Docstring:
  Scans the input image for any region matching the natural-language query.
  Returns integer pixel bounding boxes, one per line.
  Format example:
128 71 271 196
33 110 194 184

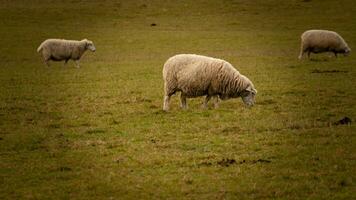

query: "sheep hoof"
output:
163 106 169 111
201 104 208 109
181 106 188 110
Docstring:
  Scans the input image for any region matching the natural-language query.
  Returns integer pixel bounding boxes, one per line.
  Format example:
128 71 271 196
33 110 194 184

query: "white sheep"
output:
37 39 96 67
162 54 257 111
298 30 351 59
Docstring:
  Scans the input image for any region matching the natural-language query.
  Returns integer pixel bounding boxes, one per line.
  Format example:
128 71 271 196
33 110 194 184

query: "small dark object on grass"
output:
311 69 348 73
151 23 157 26
199 161 213 167
338 178 352 187
0 137 3 140
333 117 352 125
258 99 277 105
217 158 236 167
59 166 72 172
252 159 271 164
239 159 246 164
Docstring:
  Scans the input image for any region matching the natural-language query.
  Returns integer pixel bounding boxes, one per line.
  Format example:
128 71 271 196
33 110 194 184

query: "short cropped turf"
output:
0 0 355 199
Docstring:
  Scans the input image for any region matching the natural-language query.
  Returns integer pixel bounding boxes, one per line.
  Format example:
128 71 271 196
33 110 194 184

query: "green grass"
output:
1 0 355 199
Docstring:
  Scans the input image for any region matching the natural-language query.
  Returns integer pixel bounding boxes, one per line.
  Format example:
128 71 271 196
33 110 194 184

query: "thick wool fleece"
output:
37 39 94 66
162 54 256 110
299 30 351 59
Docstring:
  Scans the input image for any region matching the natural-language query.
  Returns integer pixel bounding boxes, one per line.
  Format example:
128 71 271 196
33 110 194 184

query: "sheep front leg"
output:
334 52 338 58
75 60 80 68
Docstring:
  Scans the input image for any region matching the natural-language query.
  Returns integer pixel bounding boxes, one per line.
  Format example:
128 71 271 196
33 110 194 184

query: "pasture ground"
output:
0 0 355 199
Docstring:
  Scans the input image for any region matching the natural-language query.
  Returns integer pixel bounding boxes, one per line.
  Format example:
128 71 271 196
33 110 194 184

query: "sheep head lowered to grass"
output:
298 30 351 59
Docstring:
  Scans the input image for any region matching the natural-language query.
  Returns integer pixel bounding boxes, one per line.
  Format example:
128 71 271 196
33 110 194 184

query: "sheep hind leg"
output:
163 88 175 111
41 54 50 67
163 95 172 111
298 43 306 60
298 49 305 60
298 53 303 60
213 96 220 109
74 60 80 68
63 59 69 67
180 93 188 110
163 82 177 111
43 58 50 67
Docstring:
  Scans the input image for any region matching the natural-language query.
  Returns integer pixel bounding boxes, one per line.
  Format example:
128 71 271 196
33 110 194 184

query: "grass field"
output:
1 0 355 199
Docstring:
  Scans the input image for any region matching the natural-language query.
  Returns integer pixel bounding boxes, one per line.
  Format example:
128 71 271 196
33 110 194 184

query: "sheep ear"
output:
246 86 257 94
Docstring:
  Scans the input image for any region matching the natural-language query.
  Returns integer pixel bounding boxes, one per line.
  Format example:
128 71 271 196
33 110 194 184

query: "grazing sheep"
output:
37 39 96 67
162 54 257 111
298 30 351 59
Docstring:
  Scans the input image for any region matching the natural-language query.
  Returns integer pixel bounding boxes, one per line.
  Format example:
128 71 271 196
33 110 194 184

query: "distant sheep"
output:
37 39 96 67
162 54 257 111
298 30 351 59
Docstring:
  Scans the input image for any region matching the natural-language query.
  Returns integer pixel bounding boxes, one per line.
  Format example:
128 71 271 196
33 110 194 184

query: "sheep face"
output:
343 47 351 56
241 87 257 107
84 39 96 52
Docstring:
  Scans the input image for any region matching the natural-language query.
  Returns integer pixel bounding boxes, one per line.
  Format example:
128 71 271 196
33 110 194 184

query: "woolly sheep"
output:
162 54 257 111
298 30 351 59
37 39 96 67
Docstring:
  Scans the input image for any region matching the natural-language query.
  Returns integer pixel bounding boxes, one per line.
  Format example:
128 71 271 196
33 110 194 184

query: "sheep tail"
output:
37 43 43 53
